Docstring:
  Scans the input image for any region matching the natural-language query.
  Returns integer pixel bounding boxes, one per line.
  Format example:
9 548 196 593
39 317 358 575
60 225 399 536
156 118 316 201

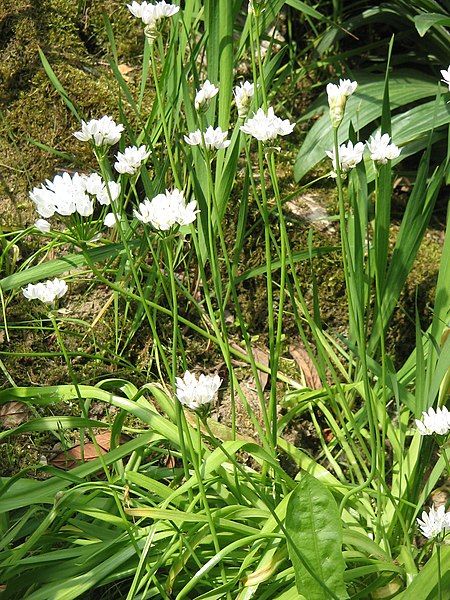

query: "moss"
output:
0 0 145 228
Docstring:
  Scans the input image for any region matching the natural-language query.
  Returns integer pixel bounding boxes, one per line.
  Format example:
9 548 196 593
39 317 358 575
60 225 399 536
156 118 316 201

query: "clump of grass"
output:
0 2 449 599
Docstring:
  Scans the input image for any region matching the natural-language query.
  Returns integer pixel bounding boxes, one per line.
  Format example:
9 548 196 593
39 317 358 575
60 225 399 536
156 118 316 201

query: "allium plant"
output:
1 3 449 600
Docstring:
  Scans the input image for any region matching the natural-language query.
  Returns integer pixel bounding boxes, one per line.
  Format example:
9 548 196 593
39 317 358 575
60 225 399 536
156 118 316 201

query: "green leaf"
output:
414 13 450 37
396 546 450 600
286 473 348 599
294 71 439 182
0 242 138 292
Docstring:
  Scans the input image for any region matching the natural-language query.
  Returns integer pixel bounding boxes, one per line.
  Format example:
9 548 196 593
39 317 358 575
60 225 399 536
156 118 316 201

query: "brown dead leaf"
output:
289 344 321 390
118 63 134 81
0 401 30 429
50 443 106 469
230 342 270 391
50 430 129 469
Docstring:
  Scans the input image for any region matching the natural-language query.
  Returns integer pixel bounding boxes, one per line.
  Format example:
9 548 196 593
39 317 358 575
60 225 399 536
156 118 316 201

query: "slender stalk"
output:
437 543 442 600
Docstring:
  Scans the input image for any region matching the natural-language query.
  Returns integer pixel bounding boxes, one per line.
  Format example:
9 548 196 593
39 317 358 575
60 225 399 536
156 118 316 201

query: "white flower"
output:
184 126 231 150
326 140 364 176
176 370 222 410
415 406 450 436
134 189 197 230
240 107 295 142
82 173 104 196
326 79 357 127
114 145 151 175
29 172 93 218
80 173 121 205
97 181 121 205
367 131 401 165
194 80 219 110
234 81 255 117
22 278 68 304
34 219 51 233
104 212 118 228
74 116 124 146
127 0 179 37
440 66 450 91
417 505 450 539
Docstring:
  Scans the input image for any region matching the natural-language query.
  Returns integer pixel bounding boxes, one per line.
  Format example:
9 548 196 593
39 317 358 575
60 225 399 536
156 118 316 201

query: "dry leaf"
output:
118 63 134 81
0 401 30 429
289 344 321 390
50 430 129 469
230 342 270 391
50 442 106 469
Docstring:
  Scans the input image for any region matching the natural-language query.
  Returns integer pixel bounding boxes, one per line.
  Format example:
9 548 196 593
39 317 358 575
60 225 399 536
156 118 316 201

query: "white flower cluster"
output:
74 116 124 147
326 133 401 176
326 141 365 176
234 81 255 117
441 66 450 91
184 126 230 150
417 505 450 539
115 145 151 175
240 107 295 142
176 370 222 411
127 1 179 38
30 172 121 219
22 278 68 304
366 132 401 164
326 79 358 127
194 80 219 110
415 406 450 436
134 189 197 231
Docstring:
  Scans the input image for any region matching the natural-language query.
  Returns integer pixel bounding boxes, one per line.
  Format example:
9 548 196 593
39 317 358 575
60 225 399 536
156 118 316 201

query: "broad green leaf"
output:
294 71 439 181
286 473 348 600
414 13 450 37
396 546 450 599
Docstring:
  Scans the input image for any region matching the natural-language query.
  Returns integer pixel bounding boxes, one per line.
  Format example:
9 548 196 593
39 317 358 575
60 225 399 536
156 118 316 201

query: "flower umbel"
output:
326 140 364 177
184 126 230 150
417 505 450 539
326 79 357 128
22 278 68 304
73 116 124 147
234 81 255 117
367 131 401 165
134 189 197 231
176 371 222 411
30 172 93 219
240 107 295 142
415 406 450 436
127 1 179 40
441 66 450 91
194 80 219 110
114 145 151 175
